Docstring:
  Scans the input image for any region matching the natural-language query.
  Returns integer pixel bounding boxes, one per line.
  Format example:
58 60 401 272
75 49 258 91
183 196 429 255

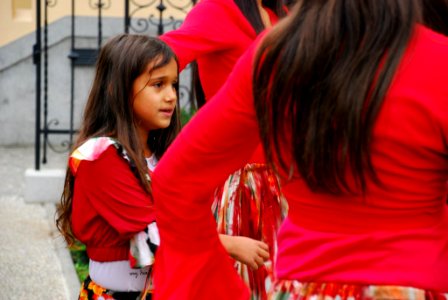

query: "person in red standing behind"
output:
152 0 448 299
159 1 288 298
161 0 285 102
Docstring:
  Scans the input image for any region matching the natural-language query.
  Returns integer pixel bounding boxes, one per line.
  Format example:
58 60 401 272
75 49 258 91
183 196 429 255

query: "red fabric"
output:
160 0 279 102
153 24 448 296
160 0 281 167
71 146 155 261
153 235 249 300
153 37 260 299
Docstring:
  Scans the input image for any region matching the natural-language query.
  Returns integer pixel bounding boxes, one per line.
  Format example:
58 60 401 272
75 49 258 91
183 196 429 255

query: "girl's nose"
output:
165 87 177 101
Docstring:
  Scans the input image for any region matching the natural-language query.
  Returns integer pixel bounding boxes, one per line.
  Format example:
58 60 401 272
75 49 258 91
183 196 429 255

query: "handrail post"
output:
33 0 42 170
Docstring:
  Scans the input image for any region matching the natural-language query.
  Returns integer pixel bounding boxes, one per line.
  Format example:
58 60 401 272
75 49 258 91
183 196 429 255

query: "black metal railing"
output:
33 0 196 170
125 0 197 35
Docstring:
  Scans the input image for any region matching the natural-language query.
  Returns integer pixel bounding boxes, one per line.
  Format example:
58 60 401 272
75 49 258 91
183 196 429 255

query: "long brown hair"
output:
56 34 180 245
421 0 448 35
254 0 441 194
234 0 286 34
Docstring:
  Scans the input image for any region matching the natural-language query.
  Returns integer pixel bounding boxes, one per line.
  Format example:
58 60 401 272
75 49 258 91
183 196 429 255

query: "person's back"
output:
255 1 448 292
276 26 448 289
253 0 448 295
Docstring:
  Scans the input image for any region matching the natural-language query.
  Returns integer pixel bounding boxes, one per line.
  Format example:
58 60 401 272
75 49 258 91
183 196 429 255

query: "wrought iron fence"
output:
33 0 196 170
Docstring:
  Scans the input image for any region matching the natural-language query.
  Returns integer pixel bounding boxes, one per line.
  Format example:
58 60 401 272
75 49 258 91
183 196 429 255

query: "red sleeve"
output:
76 146 155 238
152 38 262 299
160 0 254 71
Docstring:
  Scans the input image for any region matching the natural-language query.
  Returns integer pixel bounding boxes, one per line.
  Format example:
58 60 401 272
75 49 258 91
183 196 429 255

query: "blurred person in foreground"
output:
152 0 448 299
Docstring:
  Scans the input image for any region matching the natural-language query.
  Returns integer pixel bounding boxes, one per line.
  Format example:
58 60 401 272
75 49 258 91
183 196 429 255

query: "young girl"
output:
55 33 268 299
55 34 181 299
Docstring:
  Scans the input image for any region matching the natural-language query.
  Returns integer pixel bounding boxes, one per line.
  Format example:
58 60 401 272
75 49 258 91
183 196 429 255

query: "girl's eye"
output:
153 82 163 88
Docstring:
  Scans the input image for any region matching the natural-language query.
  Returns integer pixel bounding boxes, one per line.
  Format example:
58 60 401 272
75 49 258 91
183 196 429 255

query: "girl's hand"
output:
219 234 270 270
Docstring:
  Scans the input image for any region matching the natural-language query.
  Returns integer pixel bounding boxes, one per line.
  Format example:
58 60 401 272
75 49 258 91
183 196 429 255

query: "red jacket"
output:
71 146 155 261
160 0 280 102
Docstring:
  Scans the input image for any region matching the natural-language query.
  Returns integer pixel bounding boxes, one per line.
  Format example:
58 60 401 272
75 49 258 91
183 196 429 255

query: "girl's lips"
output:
159 108 174 116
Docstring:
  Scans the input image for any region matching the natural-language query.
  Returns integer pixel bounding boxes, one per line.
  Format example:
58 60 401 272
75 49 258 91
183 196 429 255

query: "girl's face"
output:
132 57 178 133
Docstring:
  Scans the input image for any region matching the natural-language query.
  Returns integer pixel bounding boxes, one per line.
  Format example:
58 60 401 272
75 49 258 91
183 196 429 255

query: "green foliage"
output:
69 240 89 282
180 106 197 126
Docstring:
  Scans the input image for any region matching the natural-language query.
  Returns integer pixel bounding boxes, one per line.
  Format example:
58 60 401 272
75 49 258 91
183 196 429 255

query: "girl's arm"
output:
219 234 269 270
75 146 155 237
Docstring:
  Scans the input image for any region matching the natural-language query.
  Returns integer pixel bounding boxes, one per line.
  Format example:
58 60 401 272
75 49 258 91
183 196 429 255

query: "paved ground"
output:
0 146 79 299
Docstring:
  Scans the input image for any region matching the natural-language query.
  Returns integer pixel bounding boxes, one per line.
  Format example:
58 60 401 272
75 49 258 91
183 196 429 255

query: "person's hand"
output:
219 234 269 270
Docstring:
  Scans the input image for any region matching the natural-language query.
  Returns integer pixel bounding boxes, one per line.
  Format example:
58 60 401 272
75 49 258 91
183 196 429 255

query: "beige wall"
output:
0 0 192 47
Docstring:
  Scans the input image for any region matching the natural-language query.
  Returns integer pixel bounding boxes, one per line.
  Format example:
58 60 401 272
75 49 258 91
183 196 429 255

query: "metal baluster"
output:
42 0 49 164
157 0 166 35
34 0 42 170
68 0 76 147
98 0 103 49
125 0 130 33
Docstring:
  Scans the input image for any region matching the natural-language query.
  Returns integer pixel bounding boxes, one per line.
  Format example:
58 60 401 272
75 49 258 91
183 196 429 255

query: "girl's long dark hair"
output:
193 0 286 110
56 34 181 245
234 0 286 34
254 0 441 194
283 0 297 9
421 0 448 35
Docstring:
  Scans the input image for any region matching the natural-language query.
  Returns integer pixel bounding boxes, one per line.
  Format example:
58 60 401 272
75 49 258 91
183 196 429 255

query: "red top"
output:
161 0 281 166
71 146 155 261
153 24 448 299
160 0 279 102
